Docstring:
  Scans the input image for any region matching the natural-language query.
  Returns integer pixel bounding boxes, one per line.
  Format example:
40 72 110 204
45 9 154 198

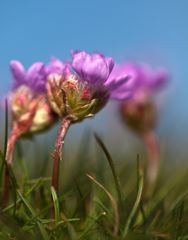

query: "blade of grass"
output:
0 211 35 240
3 98 8 159
60 212 78 240
86 173 119 236
3 163 19 214
50 186 60 223
122 161 144 239
3 177 44 212
78 212 107 239
94 133 124 215
17 190 49 240
142 200 164 229
0 150 4 182
174 200 185 240
94 198 111 215
41 218 80 225
16 141 28 179
140 201 147 225
24 191 71 226
0 99 8 190
170 191 188 212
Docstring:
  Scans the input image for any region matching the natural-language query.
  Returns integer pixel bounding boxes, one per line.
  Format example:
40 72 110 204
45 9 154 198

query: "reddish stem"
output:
51 118 71 218
142 131 160 186
52 118 71 193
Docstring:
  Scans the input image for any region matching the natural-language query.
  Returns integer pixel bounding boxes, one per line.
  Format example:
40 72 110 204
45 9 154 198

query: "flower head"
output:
9 61 57 135
47 51 127 122
117 62 169 133
10 60 47 93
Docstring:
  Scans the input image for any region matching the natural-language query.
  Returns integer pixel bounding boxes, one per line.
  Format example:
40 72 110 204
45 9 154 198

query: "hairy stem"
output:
51 118 71 219
52 118 71 194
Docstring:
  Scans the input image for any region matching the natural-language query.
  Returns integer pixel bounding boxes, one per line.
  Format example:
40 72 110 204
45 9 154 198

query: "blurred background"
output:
0 0 187 174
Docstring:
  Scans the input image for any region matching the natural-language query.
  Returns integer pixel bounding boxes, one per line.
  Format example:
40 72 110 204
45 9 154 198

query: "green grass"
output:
0 132 188 240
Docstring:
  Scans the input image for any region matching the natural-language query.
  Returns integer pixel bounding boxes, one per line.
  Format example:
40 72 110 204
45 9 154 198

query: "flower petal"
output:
10 60 26 89
105 57 114 75
151 69 169 90
46 58 65 75
106 63 139 100
72 51 113 85
27 62 46 92
110 90 132 100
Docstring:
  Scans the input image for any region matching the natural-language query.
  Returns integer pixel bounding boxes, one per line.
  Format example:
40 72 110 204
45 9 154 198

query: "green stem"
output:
2 127 20 208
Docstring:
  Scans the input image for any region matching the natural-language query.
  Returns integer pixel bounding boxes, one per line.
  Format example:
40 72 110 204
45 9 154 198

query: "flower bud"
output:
10 85 56 135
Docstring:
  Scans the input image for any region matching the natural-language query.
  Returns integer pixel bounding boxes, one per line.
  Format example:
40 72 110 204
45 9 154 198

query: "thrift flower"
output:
115 62 169 189
47 51 130 122
46 51 131 204
113 63 169 132
10 60 56 136
2 60 57 207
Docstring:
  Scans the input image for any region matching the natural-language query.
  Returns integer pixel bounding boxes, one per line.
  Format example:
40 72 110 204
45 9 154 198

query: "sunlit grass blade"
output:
122 162 144 238
40 218 80 225
51 186 60 223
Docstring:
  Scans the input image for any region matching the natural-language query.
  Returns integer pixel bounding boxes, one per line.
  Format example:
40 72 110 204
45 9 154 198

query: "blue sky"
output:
0 0 188 155
0 0 187 90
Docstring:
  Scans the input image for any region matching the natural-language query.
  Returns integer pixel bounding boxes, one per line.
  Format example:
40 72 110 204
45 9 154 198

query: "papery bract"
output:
47 73 109 122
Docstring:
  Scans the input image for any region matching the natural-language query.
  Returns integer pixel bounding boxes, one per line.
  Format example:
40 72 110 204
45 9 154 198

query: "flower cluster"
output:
7 52 169 165
3 50 169 207
9 52 133 130
9 53 169 133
